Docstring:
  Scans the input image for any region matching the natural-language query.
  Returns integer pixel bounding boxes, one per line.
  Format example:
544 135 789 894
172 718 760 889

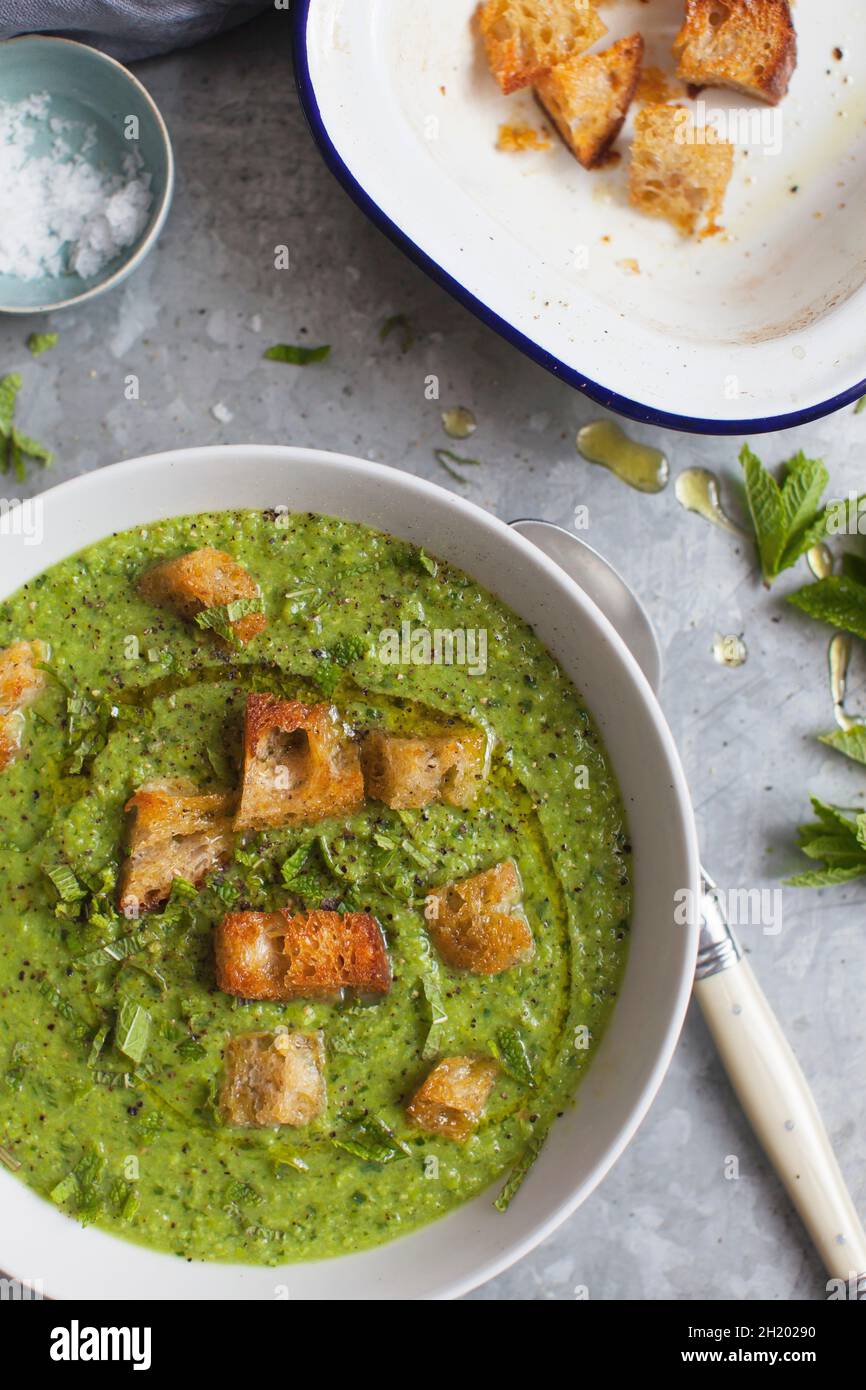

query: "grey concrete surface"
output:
2 12 864 1301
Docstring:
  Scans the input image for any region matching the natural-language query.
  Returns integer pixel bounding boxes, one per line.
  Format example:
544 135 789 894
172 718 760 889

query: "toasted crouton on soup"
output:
478 0 607 95
119 781 235 915
424 860 533 974
629 104 734 237
674 0 796 106
233 694 364 831
138 546 266 645
215 909 392 1000
535 33 644 169
220 1030 326 1128
361 729 488 810
0 639 48 770
407 1056 499 1141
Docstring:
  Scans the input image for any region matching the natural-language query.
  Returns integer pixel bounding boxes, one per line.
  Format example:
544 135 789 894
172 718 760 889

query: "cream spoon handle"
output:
695 949 866 1284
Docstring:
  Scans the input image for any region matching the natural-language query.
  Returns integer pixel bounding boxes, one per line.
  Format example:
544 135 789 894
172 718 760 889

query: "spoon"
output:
510 517 866 1290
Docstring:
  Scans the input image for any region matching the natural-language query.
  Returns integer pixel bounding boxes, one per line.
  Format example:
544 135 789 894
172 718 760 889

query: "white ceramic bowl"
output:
293 0 866 433
0 446 700 1300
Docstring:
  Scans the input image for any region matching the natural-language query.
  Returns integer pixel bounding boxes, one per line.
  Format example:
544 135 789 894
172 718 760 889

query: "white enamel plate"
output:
293 0 866 434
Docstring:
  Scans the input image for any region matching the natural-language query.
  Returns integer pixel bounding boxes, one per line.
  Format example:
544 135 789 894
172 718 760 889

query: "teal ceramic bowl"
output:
0 35 174 313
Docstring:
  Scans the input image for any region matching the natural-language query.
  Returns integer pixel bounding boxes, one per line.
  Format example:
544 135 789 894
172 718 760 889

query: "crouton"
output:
478 0 607 95
424 860 533 974
220 1030 326 1128
674 0 796 106
138 547 266 645
629 103 734 237
361 729 488 810
119 781 235 915
0 639 48 770
234 694 364 831
407 1056 499 1141
215 908 392 1000
535 33 643 169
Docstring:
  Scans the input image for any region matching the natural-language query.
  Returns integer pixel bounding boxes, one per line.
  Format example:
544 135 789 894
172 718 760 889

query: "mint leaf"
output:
740 444 786 582
27 331 58 357
855 397 866 414
494 1125 549 1212
0 373 21 435
115 1000 152 1066
787 797 866 886
739 446 850 583
434 448 482 486
194 596 264 645
787 576 866 641
819 726 866 766
0 375 52 478
419 958 448 1061
787 864 866 887
379 314 414 353
12 428 52 464
332 1116 409 1165
313 635 366 695
45 864 87 903
264 344 330 365
490 1028 536 1087
777 452 829 568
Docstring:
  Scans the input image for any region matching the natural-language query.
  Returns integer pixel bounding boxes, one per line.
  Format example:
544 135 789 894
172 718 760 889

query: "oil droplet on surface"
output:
442 406 477 440
829 633 856 731
675 468 746 535
807 543 834 580
713 633 748 668
576 420 669 494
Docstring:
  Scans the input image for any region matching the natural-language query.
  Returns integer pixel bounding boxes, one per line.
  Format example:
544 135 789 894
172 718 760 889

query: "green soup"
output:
0 509 630 1264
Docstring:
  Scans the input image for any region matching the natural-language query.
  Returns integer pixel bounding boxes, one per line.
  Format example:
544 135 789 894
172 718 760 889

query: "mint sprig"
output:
787 797 866 887
739 445 854 585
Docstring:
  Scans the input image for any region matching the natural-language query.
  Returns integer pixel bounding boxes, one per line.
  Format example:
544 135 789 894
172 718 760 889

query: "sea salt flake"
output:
0 92 153 282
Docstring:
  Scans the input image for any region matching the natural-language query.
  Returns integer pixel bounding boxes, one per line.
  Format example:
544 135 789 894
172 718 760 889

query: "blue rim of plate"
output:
291 0 866 437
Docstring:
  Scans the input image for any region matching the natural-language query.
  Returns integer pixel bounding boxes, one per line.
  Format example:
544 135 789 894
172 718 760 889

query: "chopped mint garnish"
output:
433 447 482 485
27 331 58 357
264 343 330 365
490 1027 536 1087
740 445 861 585
419 958 448 1061
194 596 264 645
115 999 152 1066
0 1144 21 1172
786 797 866 886
0 373 53 479
5 1040 31 1091
379 313 414 353
45 864 87 903
494 1126 549 1212
332 1116 410 1164
313 635 367 695
0 373 21 433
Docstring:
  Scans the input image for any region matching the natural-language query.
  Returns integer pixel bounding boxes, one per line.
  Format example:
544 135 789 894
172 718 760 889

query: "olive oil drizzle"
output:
576 420 669 494
674 468 746 536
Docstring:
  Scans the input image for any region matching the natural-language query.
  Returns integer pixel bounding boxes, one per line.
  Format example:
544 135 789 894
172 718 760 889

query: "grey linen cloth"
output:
0 0 271 61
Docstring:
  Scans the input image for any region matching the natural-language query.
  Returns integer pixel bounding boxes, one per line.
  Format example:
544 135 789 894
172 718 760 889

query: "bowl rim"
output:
0 34 175 315
0 444 700 1299
290 0 866 438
